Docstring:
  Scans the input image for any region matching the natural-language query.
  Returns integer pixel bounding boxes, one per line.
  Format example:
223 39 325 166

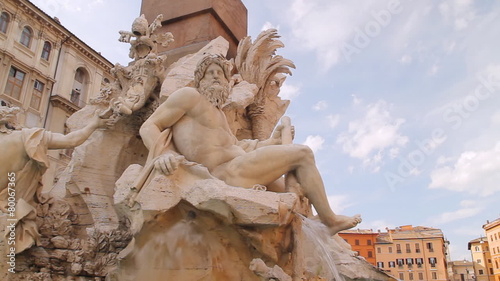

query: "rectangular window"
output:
399 272 405 280
377 262 384 268
416 258 424 267
397 259 404 267
406 243 411 253
432 272 437 280
477 259 482 264
0 12 9 33
429 257 437 267
397 244 402 254
30 80 44 110
415 243 420 253
355 239 360 246
406 258 414 265
409 272 414 280
418 273 423 280
5 67 25 100
41 41 51 60
479 269 484 275
427 242 434 252
389 246 393 253
377 247 381 254
367 240 372 245
389 261 396 268
368 251 373 258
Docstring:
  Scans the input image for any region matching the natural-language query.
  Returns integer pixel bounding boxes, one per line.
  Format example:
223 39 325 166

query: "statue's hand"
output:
269 124 294 145
270 124 285 145
89 112 115 129
154 153 180 175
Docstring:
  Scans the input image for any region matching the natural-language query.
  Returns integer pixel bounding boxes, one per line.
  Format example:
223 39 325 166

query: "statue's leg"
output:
212 144 361 234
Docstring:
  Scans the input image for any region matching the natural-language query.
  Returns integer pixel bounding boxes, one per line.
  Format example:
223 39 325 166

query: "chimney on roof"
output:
53 16 60 24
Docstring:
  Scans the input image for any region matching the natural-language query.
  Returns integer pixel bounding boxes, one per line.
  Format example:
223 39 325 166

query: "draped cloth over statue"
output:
0 128 50 253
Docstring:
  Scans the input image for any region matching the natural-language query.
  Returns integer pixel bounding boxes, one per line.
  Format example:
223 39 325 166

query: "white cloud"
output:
427 200 483 225
429 143 500 196
279 82 300 100
352 94 363 105
327 114 340 129
313 100 328 111
303 135 325 153
491 111 500 126
428 63 439 75
399 55 412 64
287 0 389 70
337 100 408 171
261 21 279 31
438 0 476 30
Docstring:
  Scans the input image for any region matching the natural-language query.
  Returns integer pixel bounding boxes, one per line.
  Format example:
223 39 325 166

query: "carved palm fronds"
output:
235 29 295 106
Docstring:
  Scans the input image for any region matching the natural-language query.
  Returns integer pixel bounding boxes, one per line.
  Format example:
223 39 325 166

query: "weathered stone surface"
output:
115 163 297 227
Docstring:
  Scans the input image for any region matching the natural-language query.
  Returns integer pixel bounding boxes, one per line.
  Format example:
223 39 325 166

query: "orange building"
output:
484 218 500 281
338 229 378 265
375 225 449 281
469 237 495 281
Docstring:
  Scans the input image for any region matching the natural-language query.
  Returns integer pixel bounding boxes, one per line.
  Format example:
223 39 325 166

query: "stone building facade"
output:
468 237 495 281
375 225 449 281
484 218 500 281
338 229 378 266
0 0 113 187
448 260 475 281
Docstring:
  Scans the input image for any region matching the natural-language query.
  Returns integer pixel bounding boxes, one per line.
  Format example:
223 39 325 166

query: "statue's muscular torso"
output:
165 87 246 171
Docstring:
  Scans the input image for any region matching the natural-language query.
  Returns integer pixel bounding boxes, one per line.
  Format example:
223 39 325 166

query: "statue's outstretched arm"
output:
47 114 109 149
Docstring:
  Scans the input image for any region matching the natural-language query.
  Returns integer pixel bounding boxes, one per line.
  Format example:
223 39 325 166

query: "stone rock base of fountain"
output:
108 163 397 281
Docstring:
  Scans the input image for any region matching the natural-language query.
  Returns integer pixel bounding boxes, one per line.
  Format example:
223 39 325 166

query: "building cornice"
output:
483 218 500 231
11 0 113 71
49 94 80 114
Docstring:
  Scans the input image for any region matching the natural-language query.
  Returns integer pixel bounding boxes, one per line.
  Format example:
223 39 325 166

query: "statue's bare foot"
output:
326 214 362 235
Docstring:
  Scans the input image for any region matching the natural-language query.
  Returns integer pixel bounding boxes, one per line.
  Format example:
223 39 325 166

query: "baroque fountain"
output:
0 13 396 281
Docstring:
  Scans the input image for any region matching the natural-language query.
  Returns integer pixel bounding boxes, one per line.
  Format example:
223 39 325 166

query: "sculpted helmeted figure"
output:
140 55 361 235
0 106 110 253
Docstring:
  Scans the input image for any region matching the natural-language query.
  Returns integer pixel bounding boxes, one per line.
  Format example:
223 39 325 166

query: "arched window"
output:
41 41 51 60
71 67 88 107
20 26 33 47
0 12 10 33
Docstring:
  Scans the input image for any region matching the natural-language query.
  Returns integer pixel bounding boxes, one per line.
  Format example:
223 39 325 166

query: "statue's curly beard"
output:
198 79 230 108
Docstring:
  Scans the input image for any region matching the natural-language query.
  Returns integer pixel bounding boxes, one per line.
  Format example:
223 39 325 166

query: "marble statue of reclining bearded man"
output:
0 106 111 253
139 54 361 235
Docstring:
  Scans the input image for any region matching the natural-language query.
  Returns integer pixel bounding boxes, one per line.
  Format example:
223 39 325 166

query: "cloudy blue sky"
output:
31 0 500 261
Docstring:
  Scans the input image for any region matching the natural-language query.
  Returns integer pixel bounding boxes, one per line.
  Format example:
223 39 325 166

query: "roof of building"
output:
18 0 113 68
467 237 488 250
339 229 378 234
483 217 500 230
374 225 445 244
448 260 474 267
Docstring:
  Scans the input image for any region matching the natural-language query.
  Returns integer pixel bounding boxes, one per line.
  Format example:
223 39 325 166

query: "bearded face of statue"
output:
198 63 230 108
